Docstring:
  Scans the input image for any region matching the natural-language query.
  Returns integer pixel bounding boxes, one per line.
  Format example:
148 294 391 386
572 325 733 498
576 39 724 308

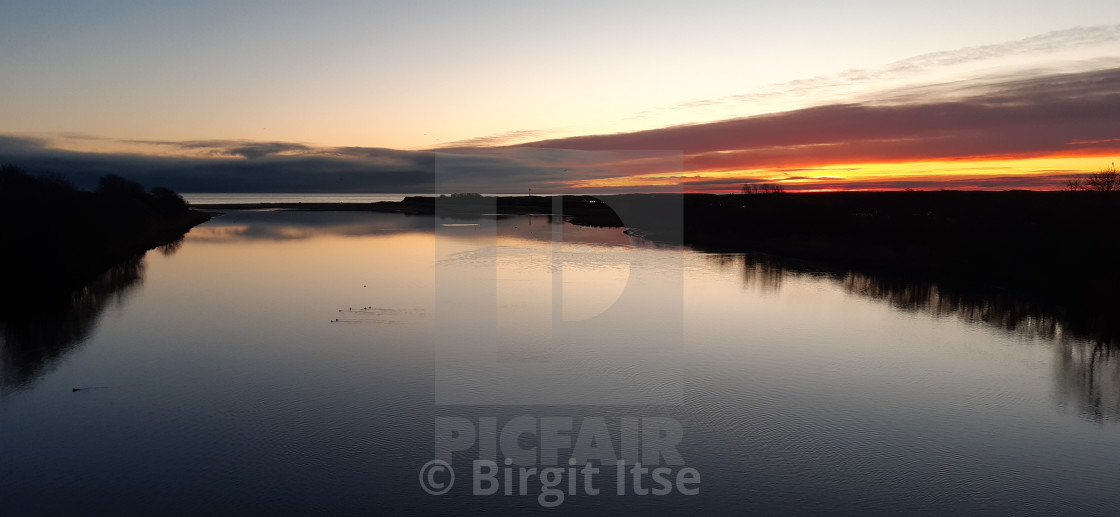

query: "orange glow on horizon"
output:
569 153 1119 192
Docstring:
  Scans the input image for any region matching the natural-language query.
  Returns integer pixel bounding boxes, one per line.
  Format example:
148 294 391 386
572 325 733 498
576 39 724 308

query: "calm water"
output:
2 210 1119 515
181 193 412 204
180 193 585 205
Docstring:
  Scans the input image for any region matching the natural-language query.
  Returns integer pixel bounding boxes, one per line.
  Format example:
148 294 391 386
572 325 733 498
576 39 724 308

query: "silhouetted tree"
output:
97 173 144 196
151 186 189 214
741 183 784 194
0 163 25 180
38 172 77 191
1 164 34 189
1 165 207 299
1067 163 1119 191
1 164 77 204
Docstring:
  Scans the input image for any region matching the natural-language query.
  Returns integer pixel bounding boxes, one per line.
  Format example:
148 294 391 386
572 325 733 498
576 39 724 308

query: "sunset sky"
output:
1 1 1119 192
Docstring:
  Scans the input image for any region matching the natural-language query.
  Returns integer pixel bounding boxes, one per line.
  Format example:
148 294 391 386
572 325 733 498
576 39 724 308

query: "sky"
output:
1 0 1119 192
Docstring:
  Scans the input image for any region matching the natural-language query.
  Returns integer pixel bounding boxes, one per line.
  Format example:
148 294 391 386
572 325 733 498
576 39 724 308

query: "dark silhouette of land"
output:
1 165 210 295
196 190 1120 343
677 190 1119 344
1 166 210 390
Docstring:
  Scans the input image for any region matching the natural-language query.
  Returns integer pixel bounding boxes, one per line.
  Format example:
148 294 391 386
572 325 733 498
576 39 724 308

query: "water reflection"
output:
0 255 146 393
839 273 1062 340
704 253 788 293
706 252 1120 422
7 210 1120 514
196 210 637 247
1055 339 1120 423
707 253 1115 343
190 210 436 241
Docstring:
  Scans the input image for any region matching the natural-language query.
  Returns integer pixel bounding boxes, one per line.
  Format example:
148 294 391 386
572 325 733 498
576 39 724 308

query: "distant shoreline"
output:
192 195 626 225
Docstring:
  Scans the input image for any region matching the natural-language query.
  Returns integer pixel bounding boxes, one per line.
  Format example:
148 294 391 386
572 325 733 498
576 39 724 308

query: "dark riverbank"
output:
1 167 211 301
676 191 1120 342
195 191 1120 342
1 167 210 391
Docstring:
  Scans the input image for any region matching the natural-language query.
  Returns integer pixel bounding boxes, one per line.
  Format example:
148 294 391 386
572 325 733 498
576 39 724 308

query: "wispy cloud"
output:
437 129 553 149
879 25 1120 72
629 25 1120 123
175 140 315 159
1068 138 1120 146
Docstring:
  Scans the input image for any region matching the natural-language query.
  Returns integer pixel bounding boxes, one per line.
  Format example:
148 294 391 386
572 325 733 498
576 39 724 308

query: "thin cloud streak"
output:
631 25 1120 123
438 129 554 148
